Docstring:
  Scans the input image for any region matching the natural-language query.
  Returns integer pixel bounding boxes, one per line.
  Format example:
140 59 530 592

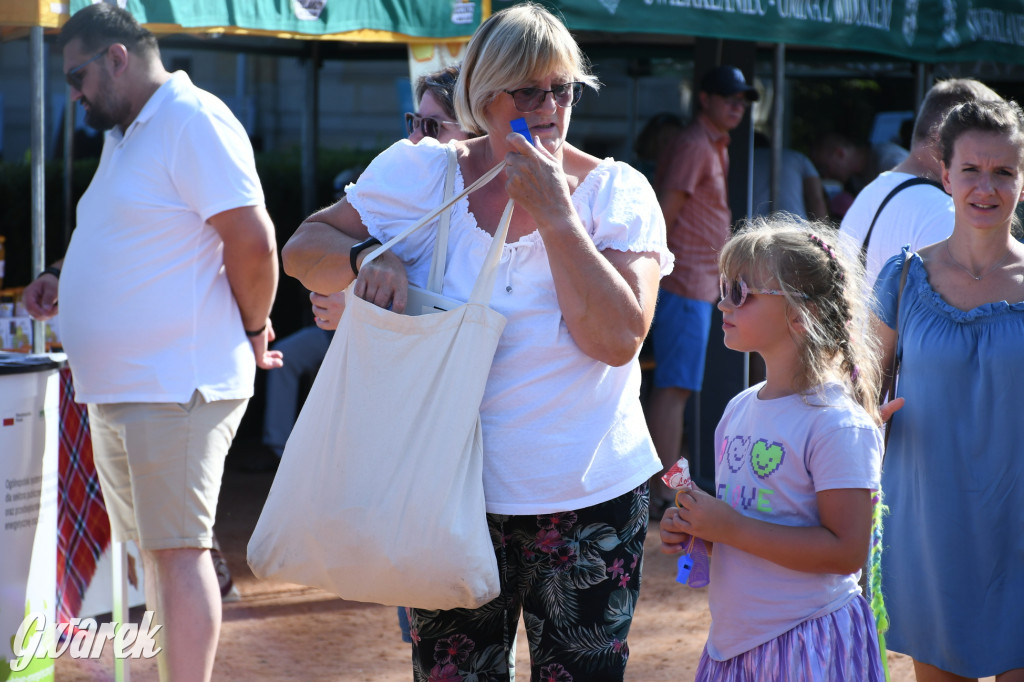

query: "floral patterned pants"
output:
408 483 650 682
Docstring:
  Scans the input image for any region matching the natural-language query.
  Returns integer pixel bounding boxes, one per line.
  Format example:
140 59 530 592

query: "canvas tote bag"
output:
248 159 511 611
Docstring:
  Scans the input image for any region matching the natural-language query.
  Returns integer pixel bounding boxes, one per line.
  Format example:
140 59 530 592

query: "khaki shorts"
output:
88 391 248 551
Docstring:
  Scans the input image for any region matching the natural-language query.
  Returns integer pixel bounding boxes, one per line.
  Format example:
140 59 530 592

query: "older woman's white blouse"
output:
347 138 674 514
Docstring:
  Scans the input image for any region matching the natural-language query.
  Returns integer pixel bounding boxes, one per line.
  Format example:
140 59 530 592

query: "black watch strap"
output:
350 237 382 276
40 266 62 280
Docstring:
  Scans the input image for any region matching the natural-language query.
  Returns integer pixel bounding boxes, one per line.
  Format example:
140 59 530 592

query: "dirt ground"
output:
54 446 939 681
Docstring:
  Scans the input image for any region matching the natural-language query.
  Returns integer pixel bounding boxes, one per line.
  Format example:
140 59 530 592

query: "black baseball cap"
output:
700 65 760 102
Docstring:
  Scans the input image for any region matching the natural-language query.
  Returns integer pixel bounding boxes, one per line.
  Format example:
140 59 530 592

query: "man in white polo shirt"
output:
840 77 1002 286
23 5 281 680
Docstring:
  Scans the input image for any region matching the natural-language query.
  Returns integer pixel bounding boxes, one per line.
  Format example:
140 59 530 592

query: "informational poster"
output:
406 41 470 109
1 364 60 681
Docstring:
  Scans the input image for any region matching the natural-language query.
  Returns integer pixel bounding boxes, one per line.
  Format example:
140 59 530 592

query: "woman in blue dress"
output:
874 98 1024 681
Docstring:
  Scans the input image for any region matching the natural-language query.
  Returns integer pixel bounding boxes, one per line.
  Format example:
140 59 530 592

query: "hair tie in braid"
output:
809 233 844 281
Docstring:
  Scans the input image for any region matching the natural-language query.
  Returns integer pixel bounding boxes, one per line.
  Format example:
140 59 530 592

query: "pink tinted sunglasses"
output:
719 275 807 307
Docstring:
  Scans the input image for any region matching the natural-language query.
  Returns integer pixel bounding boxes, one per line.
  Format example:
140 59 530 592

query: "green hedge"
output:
0 146 382 336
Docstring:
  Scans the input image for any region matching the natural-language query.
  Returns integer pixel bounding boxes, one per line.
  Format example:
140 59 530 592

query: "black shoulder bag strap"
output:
860 177 945 265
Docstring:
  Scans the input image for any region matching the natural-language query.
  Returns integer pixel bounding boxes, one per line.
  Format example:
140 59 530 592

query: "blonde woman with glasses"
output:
283 4 672 679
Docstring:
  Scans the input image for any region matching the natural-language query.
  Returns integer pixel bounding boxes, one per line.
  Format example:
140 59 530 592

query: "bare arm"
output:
663 486 873 574
281 198 410 312
504 136 663 366
281 199 368 294
23 258 65 321
544 235 661 367
310 290 345 330
207 205 282 369
658 188 689 231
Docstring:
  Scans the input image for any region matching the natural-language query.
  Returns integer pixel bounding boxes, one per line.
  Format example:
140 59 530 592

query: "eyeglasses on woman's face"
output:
404 112 457 139
503 82 583 113
66 47 109 90
719 275 807 308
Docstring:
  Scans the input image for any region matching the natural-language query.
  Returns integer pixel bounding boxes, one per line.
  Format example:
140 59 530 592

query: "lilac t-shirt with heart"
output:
706 382 882 661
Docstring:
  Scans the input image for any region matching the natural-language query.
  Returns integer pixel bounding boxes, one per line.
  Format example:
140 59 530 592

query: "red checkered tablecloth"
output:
55 367 111 624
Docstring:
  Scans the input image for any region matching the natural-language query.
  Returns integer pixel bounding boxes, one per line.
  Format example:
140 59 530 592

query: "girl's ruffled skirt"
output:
695 594 885 682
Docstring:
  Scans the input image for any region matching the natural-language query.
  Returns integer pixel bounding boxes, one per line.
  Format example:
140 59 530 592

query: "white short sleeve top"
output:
59 72 263 404
347 139 673 514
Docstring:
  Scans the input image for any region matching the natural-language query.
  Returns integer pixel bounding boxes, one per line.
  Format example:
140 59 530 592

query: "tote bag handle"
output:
361 158 512 307
426 146 459 294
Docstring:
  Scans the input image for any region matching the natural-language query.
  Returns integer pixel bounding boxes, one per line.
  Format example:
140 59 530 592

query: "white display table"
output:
0 352 62 680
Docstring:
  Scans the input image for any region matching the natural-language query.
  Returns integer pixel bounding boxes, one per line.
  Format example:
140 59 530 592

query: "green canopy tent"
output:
495 0 1024 65
68 0 484 43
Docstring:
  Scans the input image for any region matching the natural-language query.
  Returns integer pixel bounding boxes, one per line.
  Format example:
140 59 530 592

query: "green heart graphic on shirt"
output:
750 439 785 479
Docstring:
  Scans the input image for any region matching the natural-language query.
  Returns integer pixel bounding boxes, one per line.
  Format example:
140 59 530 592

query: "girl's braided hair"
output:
719 215 882 423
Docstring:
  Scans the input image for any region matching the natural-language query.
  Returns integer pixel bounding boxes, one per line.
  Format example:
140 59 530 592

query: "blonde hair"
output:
454 2 600 136
719 216 882 424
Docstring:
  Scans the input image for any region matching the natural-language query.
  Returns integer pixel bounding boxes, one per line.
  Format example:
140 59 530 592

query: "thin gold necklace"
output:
944 238 1013 281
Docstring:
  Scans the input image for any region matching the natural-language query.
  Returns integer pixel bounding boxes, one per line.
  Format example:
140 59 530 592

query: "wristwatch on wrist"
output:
349 237 382 276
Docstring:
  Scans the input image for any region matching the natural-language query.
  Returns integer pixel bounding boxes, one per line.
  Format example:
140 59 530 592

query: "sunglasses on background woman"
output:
404 112 459 139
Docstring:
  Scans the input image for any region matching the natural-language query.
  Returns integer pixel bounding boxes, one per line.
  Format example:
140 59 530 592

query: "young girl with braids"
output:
660 216 886 681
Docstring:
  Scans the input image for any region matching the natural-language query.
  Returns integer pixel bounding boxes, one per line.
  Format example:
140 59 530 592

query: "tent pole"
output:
629 75 639 166
770 43 785 215
914 62 929 113
236 53 247 124
30 27 46 354
64 87 75 248
742 52 764 393
301 43 320 217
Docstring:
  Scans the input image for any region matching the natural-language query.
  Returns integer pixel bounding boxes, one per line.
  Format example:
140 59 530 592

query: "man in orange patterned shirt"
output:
649 65 758 514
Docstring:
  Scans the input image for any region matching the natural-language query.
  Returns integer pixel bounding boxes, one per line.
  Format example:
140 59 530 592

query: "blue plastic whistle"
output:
510 117 533 144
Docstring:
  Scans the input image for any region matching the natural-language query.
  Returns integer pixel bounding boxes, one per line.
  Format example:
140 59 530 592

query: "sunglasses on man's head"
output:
404 112 457 139
503 82 584 113
719 275 807 308
66 48 108 90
